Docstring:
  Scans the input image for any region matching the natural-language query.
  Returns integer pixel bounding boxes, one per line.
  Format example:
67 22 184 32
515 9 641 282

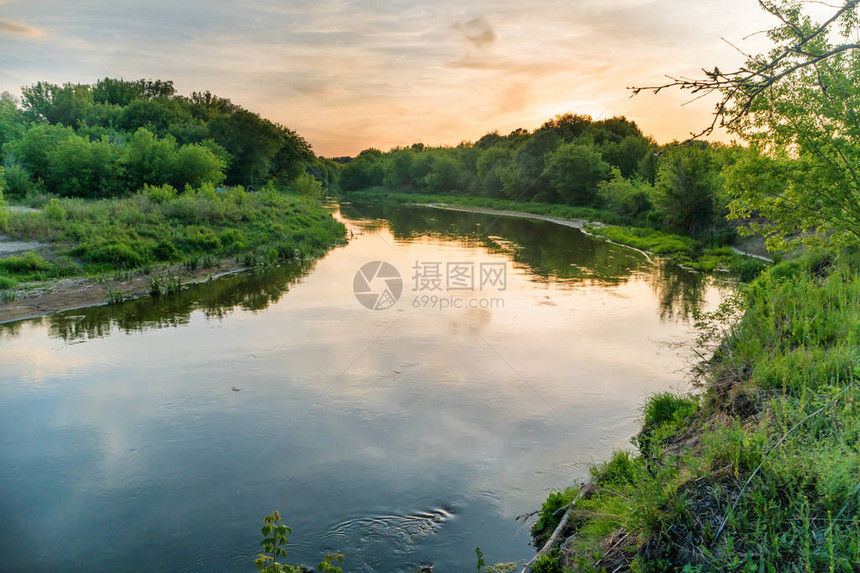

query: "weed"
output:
106 289 124 305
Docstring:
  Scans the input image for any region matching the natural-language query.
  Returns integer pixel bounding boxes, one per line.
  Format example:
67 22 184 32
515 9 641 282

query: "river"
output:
0 203 730 572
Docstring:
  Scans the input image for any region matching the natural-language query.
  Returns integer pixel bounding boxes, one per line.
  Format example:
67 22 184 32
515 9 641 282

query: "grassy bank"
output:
343 188 766 280
529 251 860 572
0 184 346 298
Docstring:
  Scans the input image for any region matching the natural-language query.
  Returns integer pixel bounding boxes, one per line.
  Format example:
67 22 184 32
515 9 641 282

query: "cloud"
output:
0 17 42 37
454 16 496 48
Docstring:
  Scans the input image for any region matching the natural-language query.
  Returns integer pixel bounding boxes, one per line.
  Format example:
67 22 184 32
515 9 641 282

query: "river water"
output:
0 204 729 572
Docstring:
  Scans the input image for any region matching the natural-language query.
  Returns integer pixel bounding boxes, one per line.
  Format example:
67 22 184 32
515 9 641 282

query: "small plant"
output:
106 289 124 305
531 552 563 573
255 511 343 573
531 490 575 547
474 547 485 572
148 277 162 297
164 274 182 295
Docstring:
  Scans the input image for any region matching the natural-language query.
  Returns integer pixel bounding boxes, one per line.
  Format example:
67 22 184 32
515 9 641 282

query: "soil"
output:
0 257 249 324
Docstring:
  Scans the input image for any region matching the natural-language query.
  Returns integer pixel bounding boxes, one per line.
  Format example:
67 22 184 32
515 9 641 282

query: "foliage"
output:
530 553 563 573
531 490 577 548
255 511 344 573
337 113 751 256
3 77 316 197
535 252 860 571
652 144 723 237
598 169 653 217
544 142 611 205
291 172 325 200
0 186 345 284
0 180 6 231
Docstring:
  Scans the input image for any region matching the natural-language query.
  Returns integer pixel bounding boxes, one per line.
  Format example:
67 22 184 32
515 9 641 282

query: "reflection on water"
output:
47 261 316 342
0 204 730 573
2 204 714 344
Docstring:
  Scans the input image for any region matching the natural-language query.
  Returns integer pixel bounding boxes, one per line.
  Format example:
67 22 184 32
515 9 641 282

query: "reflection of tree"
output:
648 262 708 322
343 204 650 286
45 261 316 341
0 319 28 339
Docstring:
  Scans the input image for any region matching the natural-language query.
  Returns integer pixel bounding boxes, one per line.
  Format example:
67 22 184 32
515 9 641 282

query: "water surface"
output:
0 204 728 572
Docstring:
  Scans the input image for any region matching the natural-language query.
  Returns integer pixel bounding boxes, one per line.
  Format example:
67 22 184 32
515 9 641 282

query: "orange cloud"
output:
0 17 42 37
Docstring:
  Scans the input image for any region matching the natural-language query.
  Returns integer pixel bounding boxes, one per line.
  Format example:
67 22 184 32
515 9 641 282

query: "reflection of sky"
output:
0 0 784 155
0 213 729 571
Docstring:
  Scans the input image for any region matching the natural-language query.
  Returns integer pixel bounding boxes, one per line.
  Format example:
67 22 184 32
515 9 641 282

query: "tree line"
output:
336 113 755 242
0 78 325 199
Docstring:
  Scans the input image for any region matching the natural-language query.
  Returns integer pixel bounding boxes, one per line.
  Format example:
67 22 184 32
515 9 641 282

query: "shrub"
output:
0 251 52 273
530 553 562 573
598 170 653 217
82 241 147 268
153 240 179 261
291 172 324 200
0 164 43 198
0 185 6 231
531 490 574 548
44 198 67 221
642 392 698 430
141 183 178 203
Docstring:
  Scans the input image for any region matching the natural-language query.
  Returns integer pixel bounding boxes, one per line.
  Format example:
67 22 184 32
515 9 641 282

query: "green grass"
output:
0 184 346 291
535 252 860 572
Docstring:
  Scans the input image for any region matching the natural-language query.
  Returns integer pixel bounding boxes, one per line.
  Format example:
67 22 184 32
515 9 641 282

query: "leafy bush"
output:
0 251 52 273
81 241 147 268
141 183 178 203
598 169 653 217
530 553 562 573
531 490 575 548
44 198 67 221
291 172 325 199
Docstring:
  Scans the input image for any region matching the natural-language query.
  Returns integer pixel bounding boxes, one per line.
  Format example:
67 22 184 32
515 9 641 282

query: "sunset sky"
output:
0 0 779 157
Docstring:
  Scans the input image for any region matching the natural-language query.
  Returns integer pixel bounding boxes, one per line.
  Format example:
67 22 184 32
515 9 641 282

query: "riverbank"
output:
0 256 254 324
343 189 770 280
526 251 860 572
0 186 347 323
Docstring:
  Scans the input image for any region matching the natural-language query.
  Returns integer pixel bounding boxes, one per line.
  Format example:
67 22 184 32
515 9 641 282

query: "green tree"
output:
635 0 860 248
0 92 25 163
598 169 653 217
170 143 226 188
512 130 560 201
339 150 385 191
45 135 125 198
544 142 611 205
207 110 283 185
0 171 7 230
291 172 325 199
423 154 464 192
3 124 77 180
123 128 178 188
21 81 93 125
651 144 722 237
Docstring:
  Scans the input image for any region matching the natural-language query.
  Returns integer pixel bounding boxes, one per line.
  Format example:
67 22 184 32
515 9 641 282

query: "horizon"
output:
1 0 780 156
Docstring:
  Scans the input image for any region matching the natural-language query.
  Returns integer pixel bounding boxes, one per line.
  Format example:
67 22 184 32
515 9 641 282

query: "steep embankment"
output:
526 252 860 572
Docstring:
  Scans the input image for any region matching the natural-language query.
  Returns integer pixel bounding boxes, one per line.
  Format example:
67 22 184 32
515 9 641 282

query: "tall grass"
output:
0 185 346 290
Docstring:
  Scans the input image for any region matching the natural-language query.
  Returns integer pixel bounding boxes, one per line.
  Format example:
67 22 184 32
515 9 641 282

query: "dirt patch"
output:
0 238 51 257
0 257 249 324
